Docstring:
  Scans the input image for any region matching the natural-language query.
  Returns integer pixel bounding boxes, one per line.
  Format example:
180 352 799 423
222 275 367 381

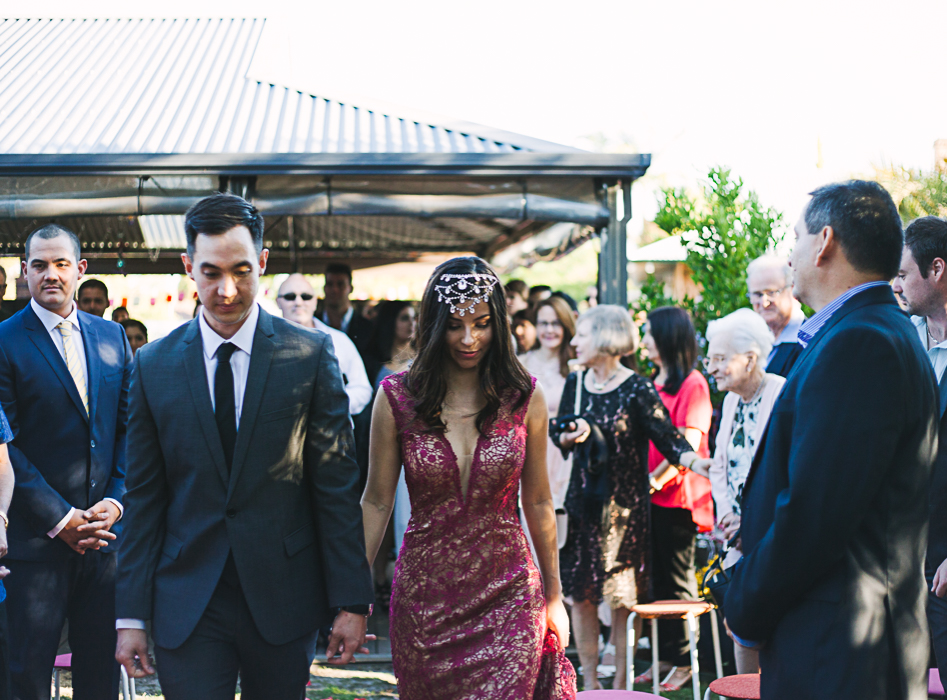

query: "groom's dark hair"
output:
184 193 264 258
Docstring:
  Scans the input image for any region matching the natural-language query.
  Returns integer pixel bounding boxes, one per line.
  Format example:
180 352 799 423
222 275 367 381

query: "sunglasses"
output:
278 293 313 301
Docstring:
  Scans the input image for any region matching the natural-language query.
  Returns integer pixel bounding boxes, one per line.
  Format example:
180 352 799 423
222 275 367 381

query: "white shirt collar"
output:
912 315 947 351
31 298 81 333
199 303 259 360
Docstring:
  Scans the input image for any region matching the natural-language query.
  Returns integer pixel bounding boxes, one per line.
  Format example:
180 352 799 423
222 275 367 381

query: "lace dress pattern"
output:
558 372 692 608
381 372 576 700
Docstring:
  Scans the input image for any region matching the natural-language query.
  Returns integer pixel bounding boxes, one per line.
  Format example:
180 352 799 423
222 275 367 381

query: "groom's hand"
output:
116 628 156 678
326 610 368 665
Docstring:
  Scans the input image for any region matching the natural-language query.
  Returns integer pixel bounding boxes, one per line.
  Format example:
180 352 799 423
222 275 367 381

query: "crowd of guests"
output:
0 181 947 699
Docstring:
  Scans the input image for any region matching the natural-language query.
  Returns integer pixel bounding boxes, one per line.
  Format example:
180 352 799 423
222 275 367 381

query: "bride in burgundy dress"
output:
361 256 576 699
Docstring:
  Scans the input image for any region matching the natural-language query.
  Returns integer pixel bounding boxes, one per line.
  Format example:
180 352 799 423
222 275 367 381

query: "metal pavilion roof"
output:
0 18 649 285
0 18 572 156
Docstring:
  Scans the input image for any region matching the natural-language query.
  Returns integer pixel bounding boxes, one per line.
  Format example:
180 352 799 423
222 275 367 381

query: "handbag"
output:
702 537 739 615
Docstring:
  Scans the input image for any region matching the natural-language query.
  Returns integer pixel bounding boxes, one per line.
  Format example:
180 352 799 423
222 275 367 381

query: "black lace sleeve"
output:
632 374 693 463
552 371 579 455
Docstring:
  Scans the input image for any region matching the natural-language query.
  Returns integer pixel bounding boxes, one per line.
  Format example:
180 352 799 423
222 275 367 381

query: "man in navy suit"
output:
725 181 938 700
0 224 132 700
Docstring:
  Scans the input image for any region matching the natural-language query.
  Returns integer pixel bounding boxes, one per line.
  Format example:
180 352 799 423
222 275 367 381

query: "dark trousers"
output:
155 556 317 700
5 551 119 700
651 505 698 666
0 600 11 700
928 573 947 685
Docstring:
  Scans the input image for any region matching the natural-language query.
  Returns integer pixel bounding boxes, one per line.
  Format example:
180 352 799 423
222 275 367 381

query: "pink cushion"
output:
931 668 945 697
53 653 72 669
708 674 761 700
576 691 662 698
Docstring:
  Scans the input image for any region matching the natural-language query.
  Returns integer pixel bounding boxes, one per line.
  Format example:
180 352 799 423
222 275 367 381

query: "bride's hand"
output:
546 597 571 649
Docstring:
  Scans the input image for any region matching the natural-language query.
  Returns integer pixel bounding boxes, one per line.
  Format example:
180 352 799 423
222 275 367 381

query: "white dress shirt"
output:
31 299 124 537
311 317 372 415
913 315 947 383
117 304 260 632
199 303 258 425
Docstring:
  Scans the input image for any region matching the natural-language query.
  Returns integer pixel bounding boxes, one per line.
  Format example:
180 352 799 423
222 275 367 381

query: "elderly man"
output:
891 216 947 689
745 255 805 377
276 274 371 416
725 181 937 700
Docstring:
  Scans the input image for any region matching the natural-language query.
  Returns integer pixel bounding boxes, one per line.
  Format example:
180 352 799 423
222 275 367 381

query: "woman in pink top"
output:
640 306 713 692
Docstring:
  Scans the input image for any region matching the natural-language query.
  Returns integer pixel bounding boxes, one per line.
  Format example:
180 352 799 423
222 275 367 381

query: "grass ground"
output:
55 658 716 699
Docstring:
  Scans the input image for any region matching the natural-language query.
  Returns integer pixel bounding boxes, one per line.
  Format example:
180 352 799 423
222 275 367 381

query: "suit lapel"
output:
227 311 276 500
80 314 100 424
23 306 89 423
182 320 230 487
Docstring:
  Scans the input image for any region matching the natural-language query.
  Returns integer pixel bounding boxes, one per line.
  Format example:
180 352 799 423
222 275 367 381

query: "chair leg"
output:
54 669 60 700
626 611 637 690
687 612 700 700
121 664 131 700
131 675 137 700
651 617 661 697
709 608 724 679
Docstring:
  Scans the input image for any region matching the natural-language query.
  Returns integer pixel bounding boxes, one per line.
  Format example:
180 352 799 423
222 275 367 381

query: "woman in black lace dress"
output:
553 305 698 691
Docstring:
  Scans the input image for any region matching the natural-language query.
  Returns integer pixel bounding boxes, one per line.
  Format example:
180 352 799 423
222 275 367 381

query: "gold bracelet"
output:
0 511 8 530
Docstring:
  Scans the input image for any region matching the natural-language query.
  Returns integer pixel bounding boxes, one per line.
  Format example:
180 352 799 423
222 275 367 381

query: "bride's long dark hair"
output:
406 256 532 433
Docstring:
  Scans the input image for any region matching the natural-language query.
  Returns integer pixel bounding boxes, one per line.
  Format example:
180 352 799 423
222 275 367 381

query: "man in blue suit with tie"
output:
0 224 132 700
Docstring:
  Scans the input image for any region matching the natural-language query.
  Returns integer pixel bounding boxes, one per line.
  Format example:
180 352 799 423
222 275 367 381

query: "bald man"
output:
275 275 371 415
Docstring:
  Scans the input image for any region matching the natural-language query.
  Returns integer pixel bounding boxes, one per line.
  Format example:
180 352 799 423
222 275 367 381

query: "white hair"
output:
746 254 792 288
706 308 775 360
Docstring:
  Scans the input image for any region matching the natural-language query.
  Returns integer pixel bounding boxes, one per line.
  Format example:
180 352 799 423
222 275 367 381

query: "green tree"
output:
633 167 784 335
873 165 947 220
631 168 784 387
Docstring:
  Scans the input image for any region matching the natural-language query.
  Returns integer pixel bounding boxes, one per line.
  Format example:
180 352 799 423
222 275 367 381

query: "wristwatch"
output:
340 603 373 617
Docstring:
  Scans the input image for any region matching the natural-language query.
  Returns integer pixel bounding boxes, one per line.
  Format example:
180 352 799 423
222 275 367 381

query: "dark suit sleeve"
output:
0 338 72 533
105 330 133 506
726 327 913 642
305 337 374 608
115 350 169 620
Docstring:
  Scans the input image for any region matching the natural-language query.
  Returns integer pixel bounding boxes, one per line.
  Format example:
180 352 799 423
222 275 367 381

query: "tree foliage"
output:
632 168 784 339
873 165 947 221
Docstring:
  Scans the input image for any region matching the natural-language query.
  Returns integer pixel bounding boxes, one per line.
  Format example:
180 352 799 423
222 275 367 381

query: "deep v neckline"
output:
441 427 485 505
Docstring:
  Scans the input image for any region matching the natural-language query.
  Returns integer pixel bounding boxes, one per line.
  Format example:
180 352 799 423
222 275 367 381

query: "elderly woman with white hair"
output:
553 305 700 691
691 307 787 674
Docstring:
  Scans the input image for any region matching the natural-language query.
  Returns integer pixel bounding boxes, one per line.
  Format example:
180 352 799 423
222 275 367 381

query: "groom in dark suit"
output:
115 194 374 700
0 224 132 700
725 181 938 700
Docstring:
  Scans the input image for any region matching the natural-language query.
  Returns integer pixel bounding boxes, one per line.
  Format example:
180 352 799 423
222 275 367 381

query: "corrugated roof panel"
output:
0 18 577 155
139 215 187 249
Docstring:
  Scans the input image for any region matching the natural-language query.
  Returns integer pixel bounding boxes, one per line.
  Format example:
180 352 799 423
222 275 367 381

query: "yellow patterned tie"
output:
57 321 89 415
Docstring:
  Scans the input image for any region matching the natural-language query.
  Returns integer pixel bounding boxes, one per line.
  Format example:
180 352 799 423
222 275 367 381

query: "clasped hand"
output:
58 501 120 554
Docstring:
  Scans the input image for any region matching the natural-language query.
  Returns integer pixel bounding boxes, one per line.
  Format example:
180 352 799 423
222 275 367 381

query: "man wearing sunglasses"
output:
745 255 805 377
276 274 371 416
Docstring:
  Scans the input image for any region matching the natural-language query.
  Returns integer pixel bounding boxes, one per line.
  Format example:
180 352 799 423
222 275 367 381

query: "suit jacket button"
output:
226 508 236 518
90 439 96 448
90 479 96 488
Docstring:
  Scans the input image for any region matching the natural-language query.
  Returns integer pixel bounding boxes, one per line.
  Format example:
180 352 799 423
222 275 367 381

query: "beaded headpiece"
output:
434 273 500 316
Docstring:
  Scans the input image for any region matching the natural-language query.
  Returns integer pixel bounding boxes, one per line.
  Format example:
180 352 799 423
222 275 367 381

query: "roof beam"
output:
0 153 651 180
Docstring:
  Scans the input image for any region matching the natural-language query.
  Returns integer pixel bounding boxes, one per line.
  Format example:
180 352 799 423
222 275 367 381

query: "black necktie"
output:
215 343 238 472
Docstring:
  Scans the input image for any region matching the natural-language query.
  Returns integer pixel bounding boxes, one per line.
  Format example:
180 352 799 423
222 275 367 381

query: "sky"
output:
21 0 947 237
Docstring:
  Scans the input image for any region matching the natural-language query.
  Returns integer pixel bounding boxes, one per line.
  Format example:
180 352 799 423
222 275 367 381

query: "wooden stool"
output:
705 673 760 699
627 600 724 700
